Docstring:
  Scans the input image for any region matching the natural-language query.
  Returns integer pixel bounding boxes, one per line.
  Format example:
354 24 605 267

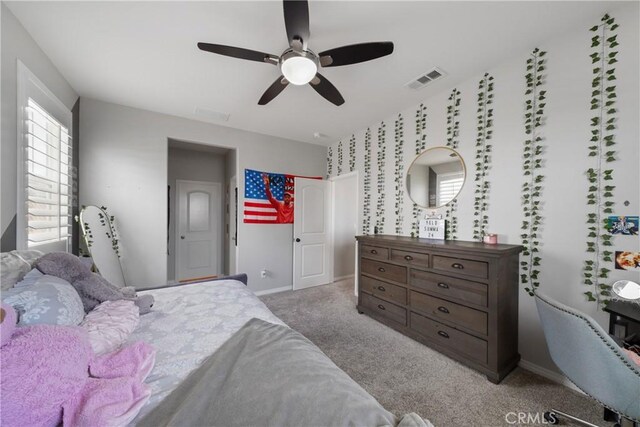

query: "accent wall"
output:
326 3 639 376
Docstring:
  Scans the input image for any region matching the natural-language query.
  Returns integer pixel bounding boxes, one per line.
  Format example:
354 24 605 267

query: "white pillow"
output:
80 300 140 355
1 275 84 326
0 250 44 291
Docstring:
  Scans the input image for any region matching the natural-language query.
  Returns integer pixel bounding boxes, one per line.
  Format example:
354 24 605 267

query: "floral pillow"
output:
1 275 84 326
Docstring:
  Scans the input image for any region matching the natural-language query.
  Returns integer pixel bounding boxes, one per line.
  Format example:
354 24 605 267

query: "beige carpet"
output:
260 278 610 427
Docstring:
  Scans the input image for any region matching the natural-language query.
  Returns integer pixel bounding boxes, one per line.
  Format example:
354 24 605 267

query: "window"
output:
17 61 72 252
437 172 464 207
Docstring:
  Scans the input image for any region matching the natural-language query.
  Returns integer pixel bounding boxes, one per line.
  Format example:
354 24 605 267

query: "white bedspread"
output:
128 280 285 422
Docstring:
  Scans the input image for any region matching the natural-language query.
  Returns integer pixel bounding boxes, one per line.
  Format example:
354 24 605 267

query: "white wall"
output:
167 145 227 281
327 3 639 375
332 173 358 279
79 98 326 292
1 3 78 249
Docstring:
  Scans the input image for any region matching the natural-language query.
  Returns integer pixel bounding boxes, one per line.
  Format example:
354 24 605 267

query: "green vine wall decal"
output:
521 48 547 296
445 89 462 240
583 13 619 305
99 206 121 258
337 141 343 176
349 134 356 172
412 104 427 236
363 128 372 234
394 114 405 234
327 146 333 178
472 73 494 241
375 122 387 232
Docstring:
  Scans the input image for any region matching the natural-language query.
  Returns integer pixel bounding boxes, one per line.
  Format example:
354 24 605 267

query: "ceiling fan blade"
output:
283 0 310 49
319 42 394 67
258 76 289 105
309 73 344 106
198 43 278 65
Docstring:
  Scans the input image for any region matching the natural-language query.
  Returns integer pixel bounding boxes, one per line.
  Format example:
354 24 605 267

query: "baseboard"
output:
254 285 293 296
333 274 355 282
518 360 584 395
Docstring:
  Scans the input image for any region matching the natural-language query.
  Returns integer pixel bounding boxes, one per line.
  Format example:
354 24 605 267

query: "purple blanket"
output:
0 308 155 427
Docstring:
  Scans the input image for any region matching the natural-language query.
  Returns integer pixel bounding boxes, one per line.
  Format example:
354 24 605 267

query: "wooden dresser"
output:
356 235 523 383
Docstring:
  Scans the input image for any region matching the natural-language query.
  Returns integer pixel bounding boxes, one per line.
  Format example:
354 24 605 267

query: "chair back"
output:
535 292 640 421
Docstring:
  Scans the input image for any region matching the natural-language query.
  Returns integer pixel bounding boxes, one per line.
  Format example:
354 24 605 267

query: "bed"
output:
129 278 285 420
0 249 430 426
130 278 432 426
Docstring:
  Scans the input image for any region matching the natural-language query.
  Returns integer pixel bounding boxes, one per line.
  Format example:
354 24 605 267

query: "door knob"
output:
180 236 185 240
295 238 301 242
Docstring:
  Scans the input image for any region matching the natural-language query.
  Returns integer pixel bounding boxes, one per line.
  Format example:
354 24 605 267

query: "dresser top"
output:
356 234 523 255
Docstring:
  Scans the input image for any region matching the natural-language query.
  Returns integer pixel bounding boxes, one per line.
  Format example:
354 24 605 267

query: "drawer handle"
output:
437 330 450 339
371 249 378 254
404 255 414 261
437 306 450 314
377 304 386 310
451 263 464 269
378 267 386 273
437 282 450 289
377 285 386 292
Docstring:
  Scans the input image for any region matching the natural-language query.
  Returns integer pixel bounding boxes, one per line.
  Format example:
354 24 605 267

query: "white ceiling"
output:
7 1 623 146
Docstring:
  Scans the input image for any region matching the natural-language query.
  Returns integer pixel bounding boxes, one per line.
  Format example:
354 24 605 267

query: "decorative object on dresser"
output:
356 235 523 383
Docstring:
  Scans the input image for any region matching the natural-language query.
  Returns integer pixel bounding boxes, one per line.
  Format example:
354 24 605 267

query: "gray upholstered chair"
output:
535 292 640 427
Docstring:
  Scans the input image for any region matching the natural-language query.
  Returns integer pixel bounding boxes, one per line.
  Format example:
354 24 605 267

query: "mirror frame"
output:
405 146 467 209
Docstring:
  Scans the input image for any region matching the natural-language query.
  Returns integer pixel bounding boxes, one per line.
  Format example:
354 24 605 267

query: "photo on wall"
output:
607 216 639 235
614 251 640 271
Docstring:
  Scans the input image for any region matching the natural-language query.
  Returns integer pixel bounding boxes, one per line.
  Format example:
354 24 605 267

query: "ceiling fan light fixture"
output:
281 56 317 85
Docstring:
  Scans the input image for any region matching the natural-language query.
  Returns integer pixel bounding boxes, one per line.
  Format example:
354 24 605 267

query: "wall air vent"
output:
194 107 230 122
405 67 446 90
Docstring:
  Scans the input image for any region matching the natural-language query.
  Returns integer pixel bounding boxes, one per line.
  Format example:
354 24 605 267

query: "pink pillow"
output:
624 349 640 367
80 300 139 355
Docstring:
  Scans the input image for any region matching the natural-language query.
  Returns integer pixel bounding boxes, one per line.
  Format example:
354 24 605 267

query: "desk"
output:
605 300 640 339
603 300 640 423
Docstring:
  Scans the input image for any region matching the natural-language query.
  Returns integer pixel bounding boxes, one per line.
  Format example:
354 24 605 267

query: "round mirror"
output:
406 146 466 209
612 280 640 301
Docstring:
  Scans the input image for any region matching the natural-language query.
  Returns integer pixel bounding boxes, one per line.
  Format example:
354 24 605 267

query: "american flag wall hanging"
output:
243 169 321 224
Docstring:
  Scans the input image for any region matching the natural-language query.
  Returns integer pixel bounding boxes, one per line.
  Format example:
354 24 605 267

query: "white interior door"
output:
293 177 332 290
176 180 221 281
331 172 358 281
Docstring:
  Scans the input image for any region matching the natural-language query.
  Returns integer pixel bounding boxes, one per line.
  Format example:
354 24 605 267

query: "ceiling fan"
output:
197 0 394 106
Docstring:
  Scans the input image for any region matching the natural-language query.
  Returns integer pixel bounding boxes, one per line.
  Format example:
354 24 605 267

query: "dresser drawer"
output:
360 275 407 305
410 312 488 365
361 293 407 326
361 258 407 284
390 249 429 267
410 291 488 335
432 255 488 279
361 245 389 260
410 270 488 307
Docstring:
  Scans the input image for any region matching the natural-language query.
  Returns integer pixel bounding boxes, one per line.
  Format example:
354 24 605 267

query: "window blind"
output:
24 98 72 247
437 173 464 206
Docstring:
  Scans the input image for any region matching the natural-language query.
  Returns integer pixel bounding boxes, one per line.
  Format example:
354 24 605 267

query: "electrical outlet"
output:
260 269 267 279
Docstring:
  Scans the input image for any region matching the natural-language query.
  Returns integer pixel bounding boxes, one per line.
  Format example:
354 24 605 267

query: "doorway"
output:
331 171 359 281
176 180 221 281
166 140 236 283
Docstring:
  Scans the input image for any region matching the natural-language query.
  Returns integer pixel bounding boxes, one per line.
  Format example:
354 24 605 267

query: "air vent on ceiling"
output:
405 67 446 90
194 107 230 122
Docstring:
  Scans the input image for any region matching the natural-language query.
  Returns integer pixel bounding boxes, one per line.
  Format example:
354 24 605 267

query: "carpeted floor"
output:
260 278 609 427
